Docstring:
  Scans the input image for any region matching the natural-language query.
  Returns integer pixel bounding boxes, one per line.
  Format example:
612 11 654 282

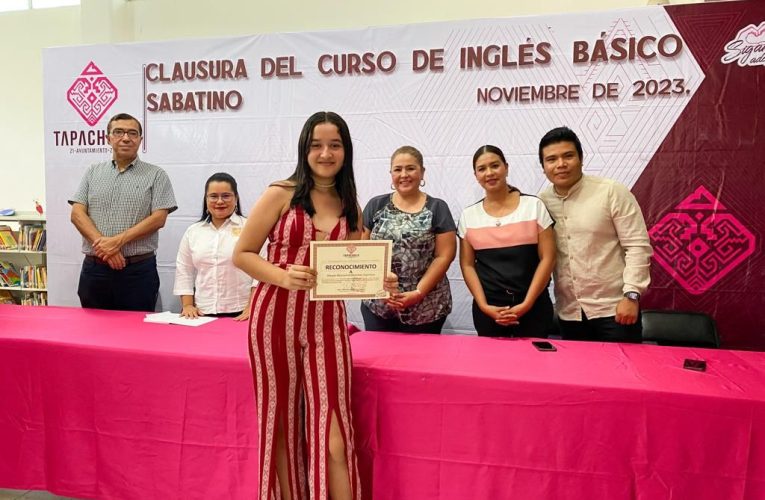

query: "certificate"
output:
309 240 392 301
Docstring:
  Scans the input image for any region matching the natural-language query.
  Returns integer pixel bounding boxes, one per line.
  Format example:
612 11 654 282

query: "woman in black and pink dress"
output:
458 145 556 337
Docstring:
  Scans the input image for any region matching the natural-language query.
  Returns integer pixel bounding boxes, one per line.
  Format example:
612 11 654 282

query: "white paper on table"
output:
143 311 218 327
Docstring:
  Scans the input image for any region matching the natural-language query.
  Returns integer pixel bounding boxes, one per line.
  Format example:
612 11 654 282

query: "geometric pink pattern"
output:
649 186 756 295
66 61 118 126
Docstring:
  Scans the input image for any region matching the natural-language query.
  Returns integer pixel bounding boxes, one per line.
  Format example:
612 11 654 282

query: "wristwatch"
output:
624 291 640 302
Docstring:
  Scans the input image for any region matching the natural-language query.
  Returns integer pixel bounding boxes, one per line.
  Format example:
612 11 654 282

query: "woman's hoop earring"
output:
391 184 396 190
420 180 426 187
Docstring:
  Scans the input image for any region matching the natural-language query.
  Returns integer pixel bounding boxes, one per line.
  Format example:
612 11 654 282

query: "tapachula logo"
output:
66 62 119 126
721 22 765 67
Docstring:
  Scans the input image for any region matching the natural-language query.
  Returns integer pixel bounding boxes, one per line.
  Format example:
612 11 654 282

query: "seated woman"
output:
173 172 253 320
458 145 556 337
361 145 457 334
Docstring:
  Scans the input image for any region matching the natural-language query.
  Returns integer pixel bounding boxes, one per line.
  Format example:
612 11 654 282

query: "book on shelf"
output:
20 291 47 306
20 265 47 288
0 225 18 249
38 230 46 251
0 260 21 287
19 224 46 251
0 290 15 304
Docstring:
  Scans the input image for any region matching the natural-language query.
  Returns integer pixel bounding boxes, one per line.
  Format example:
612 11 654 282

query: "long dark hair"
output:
289 111 359 232
200 172 243 222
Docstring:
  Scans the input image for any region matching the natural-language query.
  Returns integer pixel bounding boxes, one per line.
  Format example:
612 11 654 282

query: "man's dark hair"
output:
538 126 583 164
107 113 143 136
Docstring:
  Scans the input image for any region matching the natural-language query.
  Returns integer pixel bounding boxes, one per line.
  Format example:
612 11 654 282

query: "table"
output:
351 332 765 500
0 305 258 499
2 305 765 499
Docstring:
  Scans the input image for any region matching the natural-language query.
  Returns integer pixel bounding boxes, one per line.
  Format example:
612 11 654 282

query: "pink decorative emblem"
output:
721 22 765 67
346 245 357 254
66 62 118 126
649 186 756 295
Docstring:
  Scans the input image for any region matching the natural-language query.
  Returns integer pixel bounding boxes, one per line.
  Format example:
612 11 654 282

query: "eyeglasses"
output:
110 129 141 139
206 193 235 202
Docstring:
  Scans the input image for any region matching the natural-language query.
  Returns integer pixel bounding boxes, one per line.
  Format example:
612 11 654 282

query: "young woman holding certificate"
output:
233 112 395 500
361 146 457 334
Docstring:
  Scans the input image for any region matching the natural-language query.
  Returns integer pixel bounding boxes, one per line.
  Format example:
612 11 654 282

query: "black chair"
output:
641 310 720 348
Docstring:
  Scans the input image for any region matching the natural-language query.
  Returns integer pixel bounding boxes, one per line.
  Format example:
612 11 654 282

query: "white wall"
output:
0 6 80 212
1 0 704 212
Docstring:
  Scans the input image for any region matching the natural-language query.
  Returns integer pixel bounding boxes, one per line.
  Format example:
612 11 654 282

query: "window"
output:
0 0 79 12
0 0 30 12
32 0 80 7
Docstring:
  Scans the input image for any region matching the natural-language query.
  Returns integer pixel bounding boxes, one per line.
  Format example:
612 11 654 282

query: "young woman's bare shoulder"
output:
269 179 297 189
260 182 294 201
254 183 295 218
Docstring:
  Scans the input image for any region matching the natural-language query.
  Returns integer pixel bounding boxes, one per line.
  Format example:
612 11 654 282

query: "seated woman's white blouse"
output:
173 214 254 314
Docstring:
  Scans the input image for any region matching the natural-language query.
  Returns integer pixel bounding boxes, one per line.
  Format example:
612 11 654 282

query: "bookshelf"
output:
0 211 47 305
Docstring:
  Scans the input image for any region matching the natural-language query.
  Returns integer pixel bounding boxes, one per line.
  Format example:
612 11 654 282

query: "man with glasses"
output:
69 113 177 311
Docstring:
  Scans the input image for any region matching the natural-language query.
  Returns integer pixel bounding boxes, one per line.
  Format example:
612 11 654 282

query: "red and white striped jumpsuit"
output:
248 205 361 500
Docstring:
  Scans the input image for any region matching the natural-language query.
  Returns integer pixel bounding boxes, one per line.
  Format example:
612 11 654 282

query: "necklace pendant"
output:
495 219 501 227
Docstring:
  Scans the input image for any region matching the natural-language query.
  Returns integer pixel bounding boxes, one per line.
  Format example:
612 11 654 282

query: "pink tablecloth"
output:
350 332 765 500
0 305 258 500
2 305 765 499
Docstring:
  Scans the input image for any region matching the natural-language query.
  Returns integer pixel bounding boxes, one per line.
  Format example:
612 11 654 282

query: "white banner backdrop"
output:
44 7 703 333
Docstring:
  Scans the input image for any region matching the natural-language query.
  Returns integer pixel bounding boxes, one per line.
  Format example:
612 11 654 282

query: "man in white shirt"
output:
538 127 653 342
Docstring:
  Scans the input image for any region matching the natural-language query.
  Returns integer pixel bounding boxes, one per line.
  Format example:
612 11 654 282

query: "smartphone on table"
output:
532 340 557 352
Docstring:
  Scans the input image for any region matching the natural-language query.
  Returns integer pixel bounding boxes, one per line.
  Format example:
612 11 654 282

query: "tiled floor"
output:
0 490 79 500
